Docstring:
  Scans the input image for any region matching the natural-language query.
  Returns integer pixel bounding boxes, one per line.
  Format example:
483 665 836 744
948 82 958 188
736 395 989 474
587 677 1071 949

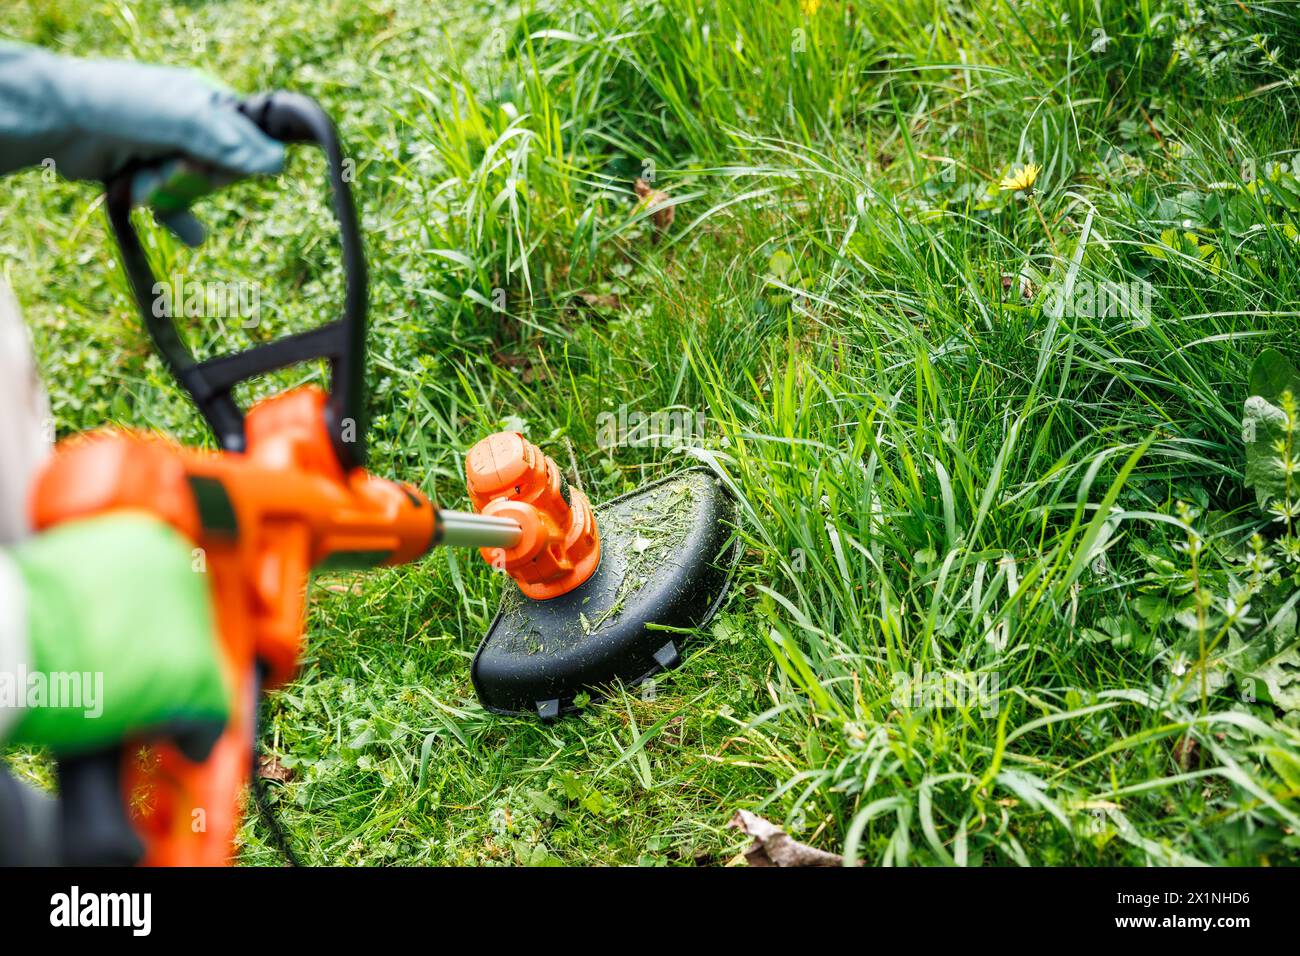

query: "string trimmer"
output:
30 93 740 865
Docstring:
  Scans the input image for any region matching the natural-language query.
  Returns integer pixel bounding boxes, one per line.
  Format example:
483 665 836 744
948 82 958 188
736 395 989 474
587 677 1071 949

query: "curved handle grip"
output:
57 747 144 867
105 91 369 469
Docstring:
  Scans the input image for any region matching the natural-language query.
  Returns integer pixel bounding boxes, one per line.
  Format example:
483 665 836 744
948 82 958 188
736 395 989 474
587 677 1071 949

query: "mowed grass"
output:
3 0 1300 865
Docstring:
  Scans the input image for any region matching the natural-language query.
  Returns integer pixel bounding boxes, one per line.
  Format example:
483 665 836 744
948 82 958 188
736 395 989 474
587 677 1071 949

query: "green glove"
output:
1 513 228 756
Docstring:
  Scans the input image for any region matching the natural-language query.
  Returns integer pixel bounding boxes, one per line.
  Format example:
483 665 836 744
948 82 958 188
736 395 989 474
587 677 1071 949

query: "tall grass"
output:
435 0 1300 864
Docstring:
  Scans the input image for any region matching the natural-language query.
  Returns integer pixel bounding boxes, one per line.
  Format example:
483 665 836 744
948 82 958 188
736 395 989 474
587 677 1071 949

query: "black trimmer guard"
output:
472 467 742 719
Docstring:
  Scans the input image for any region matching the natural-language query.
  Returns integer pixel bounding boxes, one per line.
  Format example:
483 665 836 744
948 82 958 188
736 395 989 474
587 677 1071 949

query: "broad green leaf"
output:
1248 348 1300 404
1243 396 1288 508
1232 631 1300 713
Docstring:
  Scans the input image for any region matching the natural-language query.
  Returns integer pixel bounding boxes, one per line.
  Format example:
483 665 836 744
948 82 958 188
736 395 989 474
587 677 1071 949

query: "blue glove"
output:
0 42 284 183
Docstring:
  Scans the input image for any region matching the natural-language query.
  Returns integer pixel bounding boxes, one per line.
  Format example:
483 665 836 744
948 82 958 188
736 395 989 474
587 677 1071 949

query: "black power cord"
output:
252 669 300 867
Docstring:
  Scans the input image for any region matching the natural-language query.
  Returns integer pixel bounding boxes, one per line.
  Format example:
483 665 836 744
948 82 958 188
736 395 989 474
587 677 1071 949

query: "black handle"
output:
57 747 144 867
236 92 326 142
105 91 369 469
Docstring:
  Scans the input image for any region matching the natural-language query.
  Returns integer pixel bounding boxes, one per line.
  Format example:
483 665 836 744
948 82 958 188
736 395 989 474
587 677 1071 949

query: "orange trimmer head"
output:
465 432 601 600
463 433 742 719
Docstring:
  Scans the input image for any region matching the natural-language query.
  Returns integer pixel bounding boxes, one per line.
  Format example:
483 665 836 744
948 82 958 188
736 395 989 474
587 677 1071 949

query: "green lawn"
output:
4 0 1300 865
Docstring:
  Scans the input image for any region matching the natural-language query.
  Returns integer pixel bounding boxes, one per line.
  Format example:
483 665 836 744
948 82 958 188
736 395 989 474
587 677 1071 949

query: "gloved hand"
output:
0 42 284 243
0 41 284 182
0 513 228 757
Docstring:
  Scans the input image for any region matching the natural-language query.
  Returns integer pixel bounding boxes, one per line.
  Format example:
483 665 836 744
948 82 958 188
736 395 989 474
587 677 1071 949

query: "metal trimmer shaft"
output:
436 509 523 549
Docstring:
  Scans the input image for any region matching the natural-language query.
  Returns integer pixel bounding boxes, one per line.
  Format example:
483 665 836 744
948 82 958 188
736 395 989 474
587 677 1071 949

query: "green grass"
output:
4 0 1300 865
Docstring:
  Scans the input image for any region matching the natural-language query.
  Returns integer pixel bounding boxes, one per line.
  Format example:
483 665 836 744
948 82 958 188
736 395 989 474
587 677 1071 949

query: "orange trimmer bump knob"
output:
465 432 600 599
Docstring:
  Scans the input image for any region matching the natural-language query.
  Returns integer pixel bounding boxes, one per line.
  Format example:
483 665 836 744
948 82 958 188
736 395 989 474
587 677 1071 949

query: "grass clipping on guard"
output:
493 477 700 655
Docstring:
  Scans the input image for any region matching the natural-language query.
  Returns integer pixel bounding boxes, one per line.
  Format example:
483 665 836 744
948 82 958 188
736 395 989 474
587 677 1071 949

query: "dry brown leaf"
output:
575 292 621 312
1000 273 1035 299
1172 736 1201 770
320 580 364 595
258 754 293 783
727 810 844 867
634 178 675 232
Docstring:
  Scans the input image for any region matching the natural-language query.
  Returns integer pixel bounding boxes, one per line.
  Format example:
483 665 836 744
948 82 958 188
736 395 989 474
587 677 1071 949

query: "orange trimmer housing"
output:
466 432 600 599
30 387 436 865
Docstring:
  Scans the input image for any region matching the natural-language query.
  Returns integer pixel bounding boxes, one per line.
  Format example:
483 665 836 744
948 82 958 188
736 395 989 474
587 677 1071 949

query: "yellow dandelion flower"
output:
999 162 1041 193
800 0 822 15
